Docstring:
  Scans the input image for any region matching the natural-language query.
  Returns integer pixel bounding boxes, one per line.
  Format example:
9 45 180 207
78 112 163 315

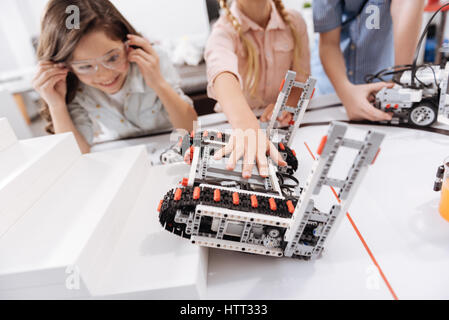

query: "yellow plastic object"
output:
439 180 449 222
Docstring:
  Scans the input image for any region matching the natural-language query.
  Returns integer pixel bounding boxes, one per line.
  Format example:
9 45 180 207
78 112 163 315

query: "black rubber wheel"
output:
408 100 438 127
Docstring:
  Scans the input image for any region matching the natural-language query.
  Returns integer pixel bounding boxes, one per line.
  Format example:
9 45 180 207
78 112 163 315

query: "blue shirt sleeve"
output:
313 0 343 33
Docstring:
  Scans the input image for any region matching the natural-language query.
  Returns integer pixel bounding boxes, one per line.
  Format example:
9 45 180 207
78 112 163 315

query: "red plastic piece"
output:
279 142 285 151
214 189 221 202
189 146 194 162
181 178 188 186
425 0 449 12
385 104 391 109
157 200 163 212
291 149 296 157
174 188 182 201
269 198 277 211
394 104 399 109
317 135 328 156
286 200 295 214
251 195 258 208
232 192 239 205
193 187 201 200
279 78 286 92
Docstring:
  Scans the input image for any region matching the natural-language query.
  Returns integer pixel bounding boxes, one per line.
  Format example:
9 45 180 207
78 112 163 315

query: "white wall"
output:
0 0 39 73
111 0 209 42
0 0 313 74
0 0 210 73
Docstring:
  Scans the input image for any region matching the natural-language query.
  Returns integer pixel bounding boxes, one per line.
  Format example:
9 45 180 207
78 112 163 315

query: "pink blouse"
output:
205 1 311 111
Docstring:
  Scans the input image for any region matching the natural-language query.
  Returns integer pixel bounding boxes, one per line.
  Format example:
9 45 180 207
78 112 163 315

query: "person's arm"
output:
203 22 286 178
150 81 197 132
391 0 425 65
50 104 91 153
214 72 259 131
319 28 393 121
127 35 197 131
212 72 286 178
33 61 91 154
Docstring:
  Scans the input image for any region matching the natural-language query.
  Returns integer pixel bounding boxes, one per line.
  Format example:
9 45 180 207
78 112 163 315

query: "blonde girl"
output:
205 0 310 178
33 0 197 153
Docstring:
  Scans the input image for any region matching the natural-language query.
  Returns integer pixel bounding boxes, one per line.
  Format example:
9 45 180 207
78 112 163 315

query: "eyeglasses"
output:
67 43 128 75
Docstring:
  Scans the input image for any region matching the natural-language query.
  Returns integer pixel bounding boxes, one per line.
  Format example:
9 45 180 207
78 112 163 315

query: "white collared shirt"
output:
68 47 193 145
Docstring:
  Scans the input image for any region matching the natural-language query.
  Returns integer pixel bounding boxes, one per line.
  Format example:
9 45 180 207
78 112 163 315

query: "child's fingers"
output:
34 63 66 81
366 81 394 96
129 49 159 70
226 135 244 171
43 74 67 89
213 139 234 160
261 112 272 122
268 142 287 166
37 62 66 74
260 104 274 122
226 149 244 171
242 143 256 179
256 133 269 177
183 150 191 164
128 54 149 71
38 61 61 67
33 68 68 89
127 34 157 56
129 48 151 62
278 112 293 126
256 154 269 177
363 101 393 121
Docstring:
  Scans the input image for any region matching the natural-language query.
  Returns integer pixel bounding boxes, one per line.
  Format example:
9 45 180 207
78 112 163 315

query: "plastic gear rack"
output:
157 71 385 260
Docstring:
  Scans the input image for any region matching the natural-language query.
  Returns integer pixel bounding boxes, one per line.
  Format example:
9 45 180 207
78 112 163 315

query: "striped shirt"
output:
313 0 394 85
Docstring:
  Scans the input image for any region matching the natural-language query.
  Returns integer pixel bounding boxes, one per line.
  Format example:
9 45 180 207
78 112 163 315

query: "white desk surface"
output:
91 94 449 300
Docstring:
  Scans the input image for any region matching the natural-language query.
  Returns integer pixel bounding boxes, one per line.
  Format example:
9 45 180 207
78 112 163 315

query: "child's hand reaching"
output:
260 103 293 127
213 126 287 179
33 61 68 107
183 127 287 179
127 34 164 90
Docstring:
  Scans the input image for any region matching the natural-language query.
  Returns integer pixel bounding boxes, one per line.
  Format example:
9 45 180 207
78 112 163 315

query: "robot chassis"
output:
157 71 385 260
374 62 449 127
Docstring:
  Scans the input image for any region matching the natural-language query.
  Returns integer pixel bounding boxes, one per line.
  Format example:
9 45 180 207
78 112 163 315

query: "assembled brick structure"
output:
158 71 385 260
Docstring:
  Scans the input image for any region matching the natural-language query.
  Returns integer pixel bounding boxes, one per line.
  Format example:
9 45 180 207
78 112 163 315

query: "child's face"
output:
71 30 129 94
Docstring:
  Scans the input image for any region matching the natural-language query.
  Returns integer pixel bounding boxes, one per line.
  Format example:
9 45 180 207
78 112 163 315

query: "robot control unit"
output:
370 3 449 128
373 62 449 127
157 71 385 260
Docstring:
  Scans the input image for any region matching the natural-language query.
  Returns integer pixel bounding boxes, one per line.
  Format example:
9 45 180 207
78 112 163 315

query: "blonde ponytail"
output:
217 0 308 95
218 0 260 96
273 0 308 79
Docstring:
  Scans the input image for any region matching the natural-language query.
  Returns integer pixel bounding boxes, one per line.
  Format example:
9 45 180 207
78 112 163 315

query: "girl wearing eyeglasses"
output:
33 0 197 153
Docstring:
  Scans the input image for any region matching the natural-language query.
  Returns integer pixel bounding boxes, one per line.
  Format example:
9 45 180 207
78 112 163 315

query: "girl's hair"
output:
37 0 139 134
218 0 306 96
